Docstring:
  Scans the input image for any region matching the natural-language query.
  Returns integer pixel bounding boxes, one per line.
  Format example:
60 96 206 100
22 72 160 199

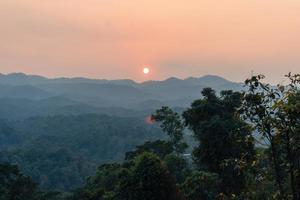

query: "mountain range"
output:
0 73 244 119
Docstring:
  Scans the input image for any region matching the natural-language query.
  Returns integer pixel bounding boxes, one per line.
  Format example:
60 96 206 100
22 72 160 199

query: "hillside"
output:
0 114 164 190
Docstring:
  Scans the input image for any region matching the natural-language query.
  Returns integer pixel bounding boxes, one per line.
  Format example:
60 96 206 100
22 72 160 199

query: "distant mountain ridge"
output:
0 72 240 87
0 73 244 119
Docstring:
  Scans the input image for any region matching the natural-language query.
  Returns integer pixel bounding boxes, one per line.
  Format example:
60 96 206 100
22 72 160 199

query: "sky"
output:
0 0 300 83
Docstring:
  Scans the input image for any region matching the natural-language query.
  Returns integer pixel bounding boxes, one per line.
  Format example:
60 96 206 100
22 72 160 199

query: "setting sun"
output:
143 67 150 74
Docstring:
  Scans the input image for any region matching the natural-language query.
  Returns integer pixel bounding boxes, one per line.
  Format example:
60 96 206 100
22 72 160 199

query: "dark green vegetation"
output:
0 115 164 190
1 73 300 199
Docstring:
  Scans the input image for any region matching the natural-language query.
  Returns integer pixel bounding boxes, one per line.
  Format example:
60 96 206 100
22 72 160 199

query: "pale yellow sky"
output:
0 0 300 83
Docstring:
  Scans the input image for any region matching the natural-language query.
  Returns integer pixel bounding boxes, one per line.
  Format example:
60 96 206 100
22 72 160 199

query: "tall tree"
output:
242 73 300 199
183 88 255 196
0 163 39 200
152 107 187 154
181 171 221 200
117 152 185 200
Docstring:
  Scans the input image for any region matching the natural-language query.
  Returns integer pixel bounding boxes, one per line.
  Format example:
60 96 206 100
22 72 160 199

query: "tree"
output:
241 73 300 199
164 154 189 184
117 152 185 200
70 164 123 200
125 140 190 185
152 107 188 154
181 171 221 200
183 88 255 196
125 140 174 161
0 163 39 200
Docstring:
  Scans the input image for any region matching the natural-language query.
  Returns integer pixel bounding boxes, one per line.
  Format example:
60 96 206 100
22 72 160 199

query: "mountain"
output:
0 84 52 100
0 73 243 113
0 73 47 85
36 82 151 107
0 73 137 86
0 96 150 120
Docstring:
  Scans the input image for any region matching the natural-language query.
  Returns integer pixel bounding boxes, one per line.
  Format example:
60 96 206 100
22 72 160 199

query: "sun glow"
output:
143 67 150 74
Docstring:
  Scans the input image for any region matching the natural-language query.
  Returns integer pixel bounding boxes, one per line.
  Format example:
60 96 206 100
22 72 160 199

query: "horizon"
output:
0 70 292 85
0 71 240 83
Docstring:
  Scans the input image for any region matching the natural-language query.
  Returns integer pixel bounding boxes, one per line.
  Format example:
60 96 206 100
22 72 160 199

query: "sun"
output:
143 67 150 74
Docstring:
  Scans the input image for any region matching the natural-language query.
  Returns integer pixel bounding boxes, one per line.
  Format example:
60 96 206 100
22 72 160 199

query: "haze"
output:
1 0 300 83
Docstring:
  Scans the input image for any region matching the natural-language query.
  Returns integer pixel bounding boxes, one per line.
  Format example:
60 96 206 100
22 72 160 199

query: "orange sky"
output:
0 0 300 83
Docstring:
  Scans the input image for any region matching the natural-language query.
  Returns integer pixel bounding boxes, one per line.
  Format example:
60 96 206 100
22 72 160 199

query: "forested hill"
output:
0 114 165 190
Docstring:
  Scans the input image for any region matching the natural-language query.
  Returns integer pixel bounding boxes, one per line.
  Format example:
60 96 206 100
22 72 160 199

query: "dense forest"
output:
1 74 300 199
0 115 164 190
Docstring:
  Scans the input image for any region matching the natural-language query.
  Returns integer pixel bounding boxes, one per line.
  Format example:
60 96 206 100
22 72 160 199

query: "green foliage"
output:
124 138 191 184
240 148 277 199
117 152 184 200
242 73 300 199
67 164 124 200
0 163 39 200
88 164 123 192
164 154 189 184
0 114 164 191
71 152 185 200
183 88 255 196
125 140 174 161
39 191 69 200
152 107 188 154
181 171 221 200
